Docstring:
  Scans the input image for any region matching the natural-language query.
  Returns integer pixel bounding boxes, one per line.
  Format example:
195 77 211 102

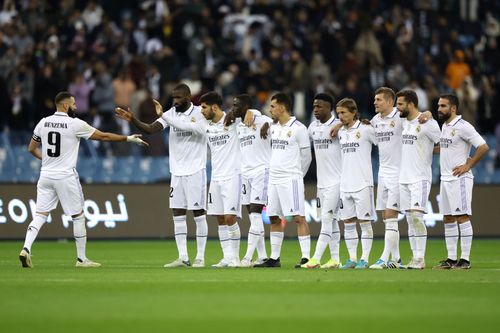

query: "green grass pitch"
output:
1 239 499 333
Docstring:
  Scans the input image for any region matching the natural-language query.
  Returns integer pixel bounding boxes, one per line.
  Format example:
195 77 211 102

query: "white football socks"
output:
298 235 311 259
218 225 233 260
270 231 284 260
381 218 399 262
344 223 358 261
459 221 473 261
444 221 458 261
312 214 333 261
227 222 241 260
359 221 373 262
73 213 87 261
173 215 188 261
194 215 208 260
244 213 261 260
329 219 341 262
23 213 48 253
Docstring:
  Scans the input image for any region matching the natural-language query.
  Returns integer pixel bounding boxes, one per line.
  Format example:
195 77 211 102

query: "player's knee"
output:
457 215 470 224
192 209 205 217
443 215 457 223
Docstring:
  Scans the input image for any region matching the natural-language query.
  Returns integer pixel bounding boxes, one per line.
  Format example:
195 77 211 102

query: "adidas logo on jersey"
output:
254 196 260 201
290 209 294 213
194 203 199 207
364 213 370 217
455 208 461 212
414 202 420 207
392 203 398 207
230 207 236 211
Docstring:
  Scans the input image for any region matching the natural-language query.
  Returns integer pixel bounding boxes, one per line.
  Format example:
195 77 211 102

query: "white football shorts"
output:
339 186 375 221
439 177 473 216
207 174 242 217
400 180 430 213
36 172 84 216
241 169 269 206
267 178 305 218
376 175 401 212
169 169 207 210
317 184 340 220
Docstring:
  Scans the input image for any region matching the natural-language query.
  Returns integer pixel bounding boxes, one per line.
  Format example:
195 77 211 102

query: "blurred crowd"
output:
0 0 499 160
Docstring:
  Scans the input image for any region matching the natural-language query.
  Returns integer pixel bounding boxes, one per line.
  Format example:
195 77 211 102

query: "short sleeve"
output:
461 122 486 148
367 125 377 146
297 125 310 148
32 120 43 142
425 120 441 144
74 118 96 140
157 115 169 129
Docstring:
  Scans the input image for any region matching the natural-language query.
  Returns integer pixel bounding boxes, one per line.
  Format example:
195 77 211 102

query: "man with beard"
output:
19 91 148 268
396 89 441 269
153 92 257 268
433 94 488 270
115 84 209 268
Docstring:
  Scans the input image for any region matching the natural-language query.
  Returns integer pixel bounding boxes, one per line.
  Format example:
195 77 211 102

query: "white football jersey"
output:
371 108 402 179
440 115 486 181
32 112 96 179
205 113 241 181
308 115 342 188
399 114 441 184
237 113 272 177
157 103 207 176
269 117 310 184
338 120 377 192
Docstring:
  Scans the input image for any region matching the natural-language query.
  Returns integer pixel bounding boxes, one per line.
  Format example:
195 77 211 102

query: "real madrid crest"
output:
224 126 229 131
287 131 292 137
191 117 196 122
252 124 256 131
416 125 421 133
356 131 361 139
451 129 456 137
390 121 395 128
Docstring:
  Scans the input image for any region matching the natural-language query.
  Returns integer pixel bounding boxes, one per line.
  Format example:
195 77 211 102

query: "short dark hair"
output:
374 87 395 103
336 97 359 119
235 94 253 109
314 93 334 109
173 83 191 95
199 91 223 107
396 89 419 108
271 92 292 112
55 91 73 105
440 93 459 110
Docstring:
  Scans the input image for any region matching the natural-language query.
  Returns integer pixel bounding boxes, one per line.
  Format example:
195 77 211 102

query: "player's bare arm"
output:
452 143 489 176
115 105 163 134
329 122 343 138
90 129 149 146
27 139 42 160
260 122 270 139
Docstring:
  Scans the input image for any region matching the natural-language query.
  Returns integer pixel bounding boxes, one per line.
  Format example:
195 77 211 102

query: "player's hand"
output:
360 119 371 125
244 110 254 126
224 111 236 126
329 123 343 138
115 106 133 122
126 134 149 147
452 158 471 176
152 99 164 117
418 111 433 123
260 122 270 139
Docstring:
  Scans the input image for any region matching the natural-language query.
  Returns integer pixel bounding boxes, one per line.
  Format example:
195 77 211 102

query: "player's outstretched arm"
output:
115 106 163 134
90 130 149 146
260 122 270 139
27 139 42 160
